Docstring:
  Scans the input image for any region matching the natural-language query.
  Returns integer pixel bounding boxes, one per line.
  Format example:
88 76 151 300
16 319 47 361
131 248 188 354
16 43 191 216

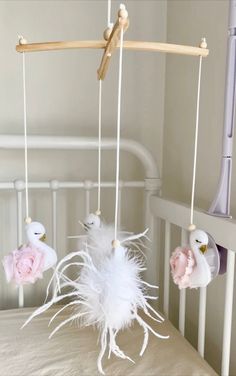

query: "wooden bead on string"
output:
118 4 128 19
103 27 113 41
25 216 32 224
200 38 207 49
188 224 196 232
18 35 27 45
112 239 120 249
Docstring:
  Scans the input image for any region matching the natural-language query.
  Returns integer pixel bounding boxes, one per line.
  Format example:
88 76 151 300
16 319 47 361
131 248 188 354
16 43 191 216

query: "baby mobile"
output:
170 52 220 289
12 0 210 374
2 43 57 300
22 5 168 374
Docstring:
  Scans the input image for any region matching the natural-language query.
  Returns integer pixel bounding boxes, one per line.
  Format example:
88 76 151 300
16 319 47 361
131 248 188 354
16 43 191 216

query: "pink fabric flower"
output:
2 246 45 285
170 246 196 289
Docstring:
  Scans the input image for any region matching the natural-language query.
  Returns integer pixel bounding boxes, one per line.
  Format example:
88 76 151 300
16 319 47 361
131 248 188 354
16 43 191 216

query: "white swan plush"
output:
2 221 57 286
83 213 101 230
26 221 57 271
188 230 211 288
170 229 220 289
189 230 220 288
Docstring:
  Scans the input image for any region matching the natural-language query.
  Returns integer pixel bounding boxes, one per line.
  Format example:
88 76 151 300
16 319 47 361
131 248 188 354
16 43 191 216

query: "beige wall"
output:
0 0 166 163
163 1 236 374
163 0 234 215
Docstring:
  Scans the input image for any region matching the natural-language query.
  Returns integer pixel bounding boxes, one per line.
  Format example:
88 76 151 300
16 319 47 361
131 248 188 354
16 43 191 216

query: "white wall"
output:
0 0 167 308
163 1 236 374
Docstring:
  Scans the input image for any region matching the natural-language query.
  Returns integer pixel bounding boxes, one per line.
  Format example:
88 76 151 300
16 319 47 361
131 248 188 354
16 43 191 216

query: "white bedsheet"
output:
0 306 217 376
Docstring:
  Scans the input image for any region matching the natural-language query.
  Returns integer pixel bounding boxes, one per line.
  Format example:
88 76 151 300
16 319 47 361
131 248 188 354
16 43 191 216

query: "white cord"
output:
107 0 112 28
114 26 124 242
189 56 203 229
97 80 102 215
22 52 30 220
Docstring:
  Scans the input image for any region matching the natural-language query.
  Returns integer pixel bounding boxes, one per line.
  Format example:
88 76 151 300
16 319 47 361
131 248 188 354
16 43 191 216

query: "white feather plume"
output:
23 216 168 374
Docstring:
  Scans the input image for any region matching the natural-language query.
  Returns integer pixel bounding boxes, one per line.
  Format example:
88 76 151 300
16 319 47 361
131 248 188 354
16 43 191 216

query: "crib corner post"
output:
221 249 235 376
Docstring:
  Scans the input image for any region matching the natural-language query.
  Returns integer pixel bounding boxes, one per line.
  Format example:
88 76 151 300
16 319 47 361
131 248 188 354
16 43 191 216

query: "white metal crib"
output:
1 134 235 376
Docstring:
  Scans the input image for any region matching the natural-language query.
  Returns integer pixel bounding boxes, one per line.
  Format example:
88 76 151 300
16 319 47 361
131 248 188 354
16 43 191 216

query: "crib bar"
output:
51 190 57 250
179 228 188 335
164 221 171 318
85 189 90 216
179 290 186 335
18 287 24 309
118 187 122 227
16 190 24 308
0 181 144 190
221 249 235 376
198 287 207 356
144 190 157 285
51 186 58 293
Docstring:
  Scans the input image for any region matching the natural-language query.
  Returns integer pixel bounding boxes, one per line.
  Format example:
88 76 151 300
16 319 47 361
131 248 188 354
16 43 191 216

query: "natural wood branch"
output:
16 40 209 57
16 40 106 53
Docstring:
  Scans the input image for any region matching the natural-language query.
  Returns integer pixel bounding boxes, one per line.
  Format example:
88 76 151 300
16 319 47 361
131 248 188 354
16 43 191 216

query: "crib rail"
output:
0 135 161 310
0 135 159 179
2 179 150 308
150 195 236 376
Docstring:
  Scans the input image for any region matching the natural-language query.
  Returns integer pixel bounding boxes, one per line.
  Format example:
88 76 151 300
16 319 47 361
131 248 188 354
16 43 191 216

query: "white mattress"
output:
0 306 217 376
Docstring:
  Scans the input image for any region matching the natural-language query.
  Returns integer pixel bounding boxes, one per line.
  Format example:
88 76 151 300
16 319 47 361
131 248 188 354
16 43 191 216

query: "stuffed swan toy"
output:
170 229 220 289
2 221 57 285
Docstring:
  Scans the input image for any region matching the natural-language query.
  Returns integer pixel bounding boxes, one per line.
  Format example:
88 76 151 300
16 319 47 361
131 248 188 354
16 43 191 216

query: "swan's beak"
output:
40 233 46 242
200 244 207 254
83 224 89 231
78 220 87 231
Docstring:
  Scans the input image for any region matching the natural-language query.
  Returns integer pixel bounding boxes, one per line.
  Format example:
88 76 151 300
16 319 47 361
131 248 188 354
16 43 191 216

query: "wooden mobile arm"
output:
16 40 209 57
16 5 209 81
97 5 129 80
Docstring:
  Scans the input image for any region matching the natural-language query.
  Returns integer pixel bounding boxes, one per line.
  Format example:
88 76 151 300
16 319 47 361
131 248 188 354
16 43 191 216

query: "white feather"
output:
23 221 168 374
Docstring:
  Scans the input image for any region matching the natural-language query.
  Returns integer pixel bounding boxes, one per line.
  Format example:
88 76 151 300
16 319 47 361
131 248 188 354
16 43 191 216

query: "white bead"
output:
18 35 27 45
200 38 207 49
25 217 32 224
188 224 196 232
112 239 120 248
103 27 112 41
118 5 128 19
118 8 128 18
95 209 101 216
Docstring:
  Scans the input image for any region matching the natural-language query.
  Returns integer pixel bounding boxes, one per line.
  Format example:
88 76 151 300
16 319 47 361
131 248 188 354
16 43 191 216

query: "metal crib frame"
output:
1 135 236 376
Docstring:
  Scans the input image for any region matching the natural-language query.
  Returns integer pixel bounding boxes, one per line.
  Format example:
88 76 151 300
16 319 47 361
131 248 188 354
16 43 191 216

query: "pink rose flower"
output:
2 246 45 285
170 246 195 289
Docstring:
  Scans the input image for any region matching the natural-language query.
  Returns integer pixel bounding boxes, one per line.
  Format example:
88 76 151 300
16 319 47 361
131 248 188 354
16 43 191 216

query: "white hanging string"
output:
22 52 30 222
114 26 124 243
96 79 102 216
189 55 203 230
107 0 112 28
